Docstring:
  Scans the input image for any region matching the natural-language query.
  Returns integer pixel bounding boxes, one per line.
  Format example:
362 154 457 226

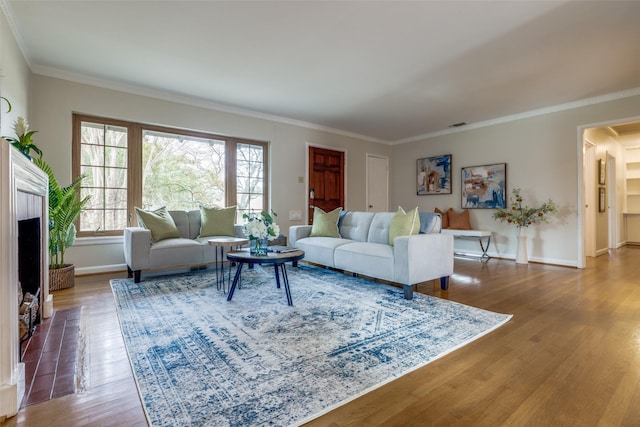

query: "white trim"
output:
75 235 123 246
75 264 127 276
393 87 640 145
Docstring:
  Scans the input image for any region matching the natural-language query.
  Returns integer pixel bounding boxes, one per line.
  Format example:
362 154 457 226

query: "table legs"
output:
227 261 293 306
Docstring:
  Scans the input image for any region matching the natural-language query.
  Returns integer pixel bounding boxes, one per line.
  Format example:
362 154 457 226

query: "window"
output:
73 114 268 237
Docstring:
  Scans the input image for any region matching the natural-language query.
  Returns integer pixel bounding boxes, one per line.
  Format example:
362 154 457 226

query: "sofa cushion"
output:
295 236 352 268
388 206 419 245
339 211 374 241
367 212 395 244
310 207 342 238
135 206 180 243
435 207 449 229
198 205 236 237
148 237 204 269
334 242 394 282
448 208 472 230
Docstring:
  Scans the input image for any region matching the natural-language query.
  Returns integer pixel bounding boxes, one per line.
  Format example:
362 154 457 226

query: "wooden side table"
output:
208 237 249 293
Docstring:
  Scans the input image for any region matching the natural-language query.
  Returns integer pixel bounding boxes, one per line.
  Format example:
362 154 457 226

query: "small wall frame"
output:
416 154 452 195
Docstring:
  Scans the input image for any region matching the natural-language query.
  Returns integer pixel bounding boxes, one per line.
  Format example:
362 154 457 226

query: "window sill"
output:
75 235 123 246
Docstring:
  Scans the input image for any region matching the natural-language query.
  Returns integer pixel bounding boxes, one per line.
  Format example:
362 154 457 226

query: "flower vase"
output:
516 227 528 264
250 237 269 256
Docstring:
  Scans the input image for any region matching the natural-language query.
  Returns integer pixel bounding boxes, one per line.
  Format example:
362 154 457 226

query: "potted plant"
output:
493 188 557 264
3 116 42 159
33 157 90 290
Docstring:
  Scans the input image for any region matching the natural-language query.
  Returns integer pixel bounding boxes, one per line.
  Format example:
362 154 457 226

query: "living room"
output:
1 1 640 425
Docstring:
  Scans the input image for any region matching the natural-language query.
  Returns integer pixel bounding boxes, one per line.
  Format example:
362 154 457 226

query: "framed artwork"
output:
599 187 606 212
461 163 507 209
599 159 606 185
416 154 452 195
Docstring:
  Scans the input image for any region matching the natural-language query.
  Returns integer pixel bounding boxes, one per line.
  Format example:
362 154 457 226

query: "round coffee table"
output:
208 237 249 292
226 249 305 306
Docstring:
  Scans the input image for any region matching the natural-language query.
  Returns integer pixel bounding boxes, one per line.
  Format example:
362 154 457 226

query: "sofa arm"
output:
393 233 454 286
289 225 312 246
123 227 152 270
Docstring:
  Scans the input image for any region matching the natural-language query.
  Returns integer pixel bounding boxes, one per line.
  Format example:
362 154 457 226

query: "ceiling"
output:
3 1 640 143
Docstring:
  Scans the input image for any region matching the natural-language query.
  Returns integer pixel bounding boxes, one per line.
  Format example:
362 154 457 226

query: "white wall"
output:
390 96 640 266
29 75 391 273
0 9 30 134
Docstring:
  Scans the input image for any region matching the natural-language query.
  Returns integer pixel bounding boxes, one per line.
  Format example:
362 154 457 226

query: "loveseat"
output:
289 209 454 300
124 207 244 283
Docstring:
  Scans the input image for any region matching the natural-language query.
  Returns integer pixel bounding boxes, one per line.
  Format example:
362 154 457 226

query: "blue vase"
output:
250 237 269 256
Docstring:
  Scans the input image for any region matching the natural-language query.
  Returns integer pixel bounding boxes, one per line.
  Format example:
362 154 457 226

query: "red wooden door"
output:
308 146 345 223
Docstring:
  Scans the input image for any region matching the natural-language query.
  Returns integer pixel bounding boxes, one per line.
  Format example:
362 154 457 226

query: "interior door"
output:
308 146 345 223
366 154 388 212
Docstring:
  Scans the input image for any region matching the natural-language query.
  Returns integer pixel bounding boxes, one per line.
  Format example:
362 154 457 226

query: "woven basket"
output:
49 264 75 291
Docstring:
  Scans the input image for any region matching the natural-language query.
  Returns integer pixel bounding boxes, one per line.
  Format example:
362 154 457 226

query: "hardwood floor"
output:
2 247 639 426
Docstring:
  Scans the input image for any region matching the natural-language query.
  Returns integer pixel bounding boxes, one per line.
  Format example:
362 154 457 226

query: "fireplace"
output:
18 218 42 346
1 142 52 420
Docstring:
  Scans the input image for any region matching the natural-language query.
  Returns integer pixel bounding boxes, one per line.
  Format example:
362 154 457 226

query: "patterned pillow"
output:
198 205 236 237
310 207 342 238
135 206 180 243
389 206 419 245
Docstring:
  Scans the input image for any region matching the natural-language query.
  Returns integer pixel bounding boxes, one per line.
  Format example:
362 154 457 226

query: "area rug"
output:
111 264 512 426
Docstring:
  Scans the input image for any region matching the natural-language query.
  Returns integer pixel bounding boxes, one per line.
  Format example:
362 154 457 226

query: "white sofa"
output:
124 210 244 283
289 211 454 299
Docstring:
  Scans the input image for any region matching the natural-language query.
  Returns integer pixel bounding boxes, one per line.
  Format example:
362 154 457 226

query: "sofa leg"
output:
127 266 133 278
440 276 449 290
134 270 141 283
403 284 414 300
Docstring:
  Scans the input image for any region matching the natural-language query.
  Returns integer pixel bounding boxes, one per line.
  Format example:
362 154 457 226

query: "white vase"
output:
516 227 528 264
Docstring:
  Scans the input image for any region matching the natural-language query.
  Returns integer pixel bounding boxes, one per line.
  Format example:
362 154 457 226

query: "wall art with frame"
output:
417 154 452 195
461 163 507 209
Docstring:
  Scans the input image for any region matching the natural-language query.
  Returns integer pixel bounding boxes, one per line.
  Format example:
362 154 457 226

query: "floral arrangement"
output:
493 188 557 228
242 210 280 240
4 116 42 159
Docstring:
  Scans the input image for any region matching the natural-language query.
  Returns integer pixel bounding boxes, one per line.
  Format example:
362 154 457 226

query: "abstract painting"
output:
461 163 506 209
417 154 452 195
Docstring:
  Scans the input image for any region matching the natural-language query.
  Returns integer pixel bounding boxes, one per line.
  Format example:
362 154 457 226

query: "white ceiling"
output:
3 1 640 143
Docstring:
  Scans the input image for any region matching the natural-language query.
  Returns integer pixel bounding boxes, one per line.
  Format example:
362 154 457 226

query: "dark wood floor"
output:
2 247 639 426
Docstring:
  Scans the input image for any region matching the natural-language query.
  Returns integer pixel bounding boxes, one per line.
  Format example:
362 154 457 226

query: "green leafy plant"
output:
493 188 557 228
3 116 42 158
33 157 91 269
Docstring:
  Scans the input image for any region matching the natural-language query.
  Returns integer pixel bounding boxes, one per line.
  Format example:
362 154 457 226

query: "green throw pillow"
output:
388 206 419 246
310 207 342 238
199 205 237 237
135 206 180 243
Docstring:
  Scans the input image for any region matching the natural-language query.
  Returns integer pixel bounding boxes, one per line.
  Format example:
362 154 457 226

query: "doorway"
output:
307 146 345 223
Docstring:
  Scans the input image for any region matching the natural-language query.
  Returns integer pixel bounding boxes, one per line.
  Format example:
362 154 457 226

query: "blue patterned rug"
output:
110 264 511 426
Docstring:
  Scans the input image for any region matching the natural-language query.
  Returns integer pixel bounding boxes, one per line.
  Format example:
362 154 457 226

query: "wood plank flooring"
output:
2 247 639 426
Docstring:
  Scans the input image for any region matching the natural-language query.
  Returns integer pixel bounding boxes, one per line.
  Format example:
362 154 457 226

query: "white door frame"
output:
582 139 596 261
607 153 617 249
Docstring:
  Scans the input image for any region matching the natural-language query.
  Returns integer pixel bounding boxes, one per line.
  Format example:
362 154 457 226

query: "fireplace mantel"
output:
0 141 52 420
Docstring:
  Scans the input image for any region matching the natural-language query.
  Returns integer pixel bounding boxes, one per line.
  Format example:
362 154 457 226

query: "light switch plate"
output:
289 210 302 220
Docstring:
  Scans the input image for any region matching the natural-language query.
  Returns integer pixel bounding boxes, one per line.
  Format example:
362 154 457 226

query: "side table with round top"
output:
226 249 305 306
207 237 249 292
